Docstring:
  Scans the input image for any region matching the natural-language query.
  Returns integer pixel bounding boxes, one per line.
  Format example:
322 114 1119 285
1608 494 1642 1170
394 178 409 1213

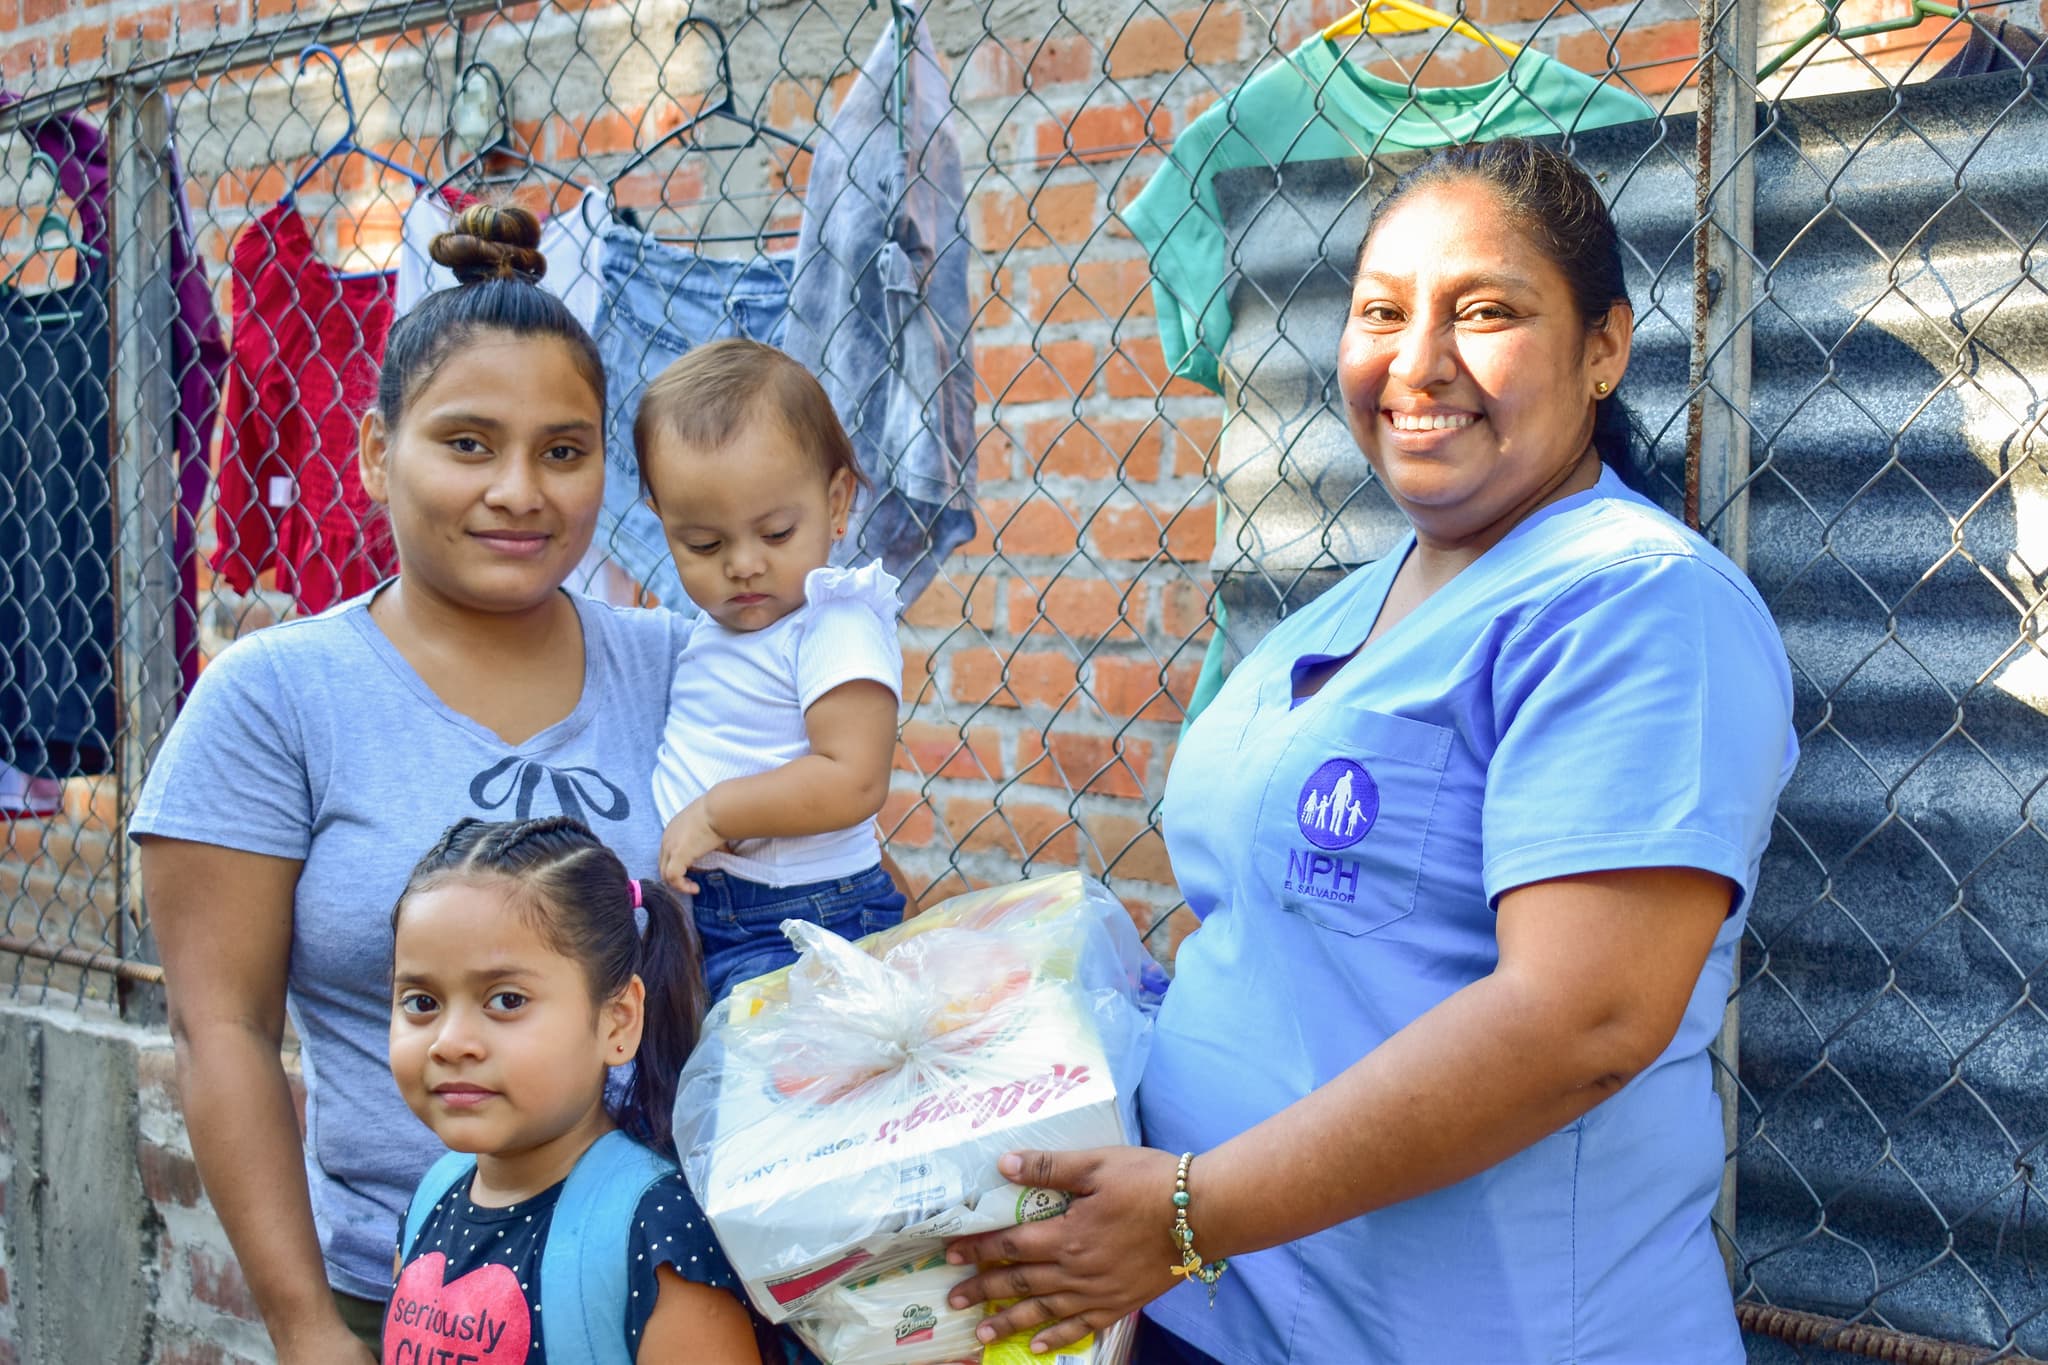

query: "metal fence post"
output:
108 42 179 1025
1693 0 1760 559
1692 0 1760 1286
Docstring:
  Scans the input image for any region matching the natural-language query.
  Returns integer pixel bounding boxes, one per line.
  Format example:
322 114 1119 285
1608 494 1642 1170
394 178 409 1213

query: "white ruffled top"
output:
651 561 904 887
802 560 903 618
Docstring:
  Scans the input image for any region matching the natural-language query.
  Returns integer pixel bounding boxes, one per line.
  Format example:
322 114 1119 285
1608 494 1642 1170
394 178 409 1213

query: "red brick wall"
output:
136 1043 296 1365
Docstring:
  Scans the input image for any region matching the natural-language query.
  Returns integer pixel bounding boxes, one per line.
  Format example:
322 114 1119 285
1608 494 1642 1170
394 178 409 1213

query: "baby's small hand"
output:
659 800 728 895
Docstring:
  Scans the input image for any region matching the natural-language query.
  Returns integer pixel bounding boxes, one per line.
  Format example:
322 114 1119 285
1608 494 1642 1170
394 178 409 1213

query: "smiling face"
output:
359 331 605 613
642 407 856 632
1335 177 1632 548
389 878 638 1166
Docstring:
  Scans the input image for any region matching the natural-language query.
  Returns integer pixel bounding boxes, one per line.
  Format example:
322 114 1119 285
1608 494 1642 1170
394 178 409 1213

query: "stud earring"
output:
1595 380 1611 396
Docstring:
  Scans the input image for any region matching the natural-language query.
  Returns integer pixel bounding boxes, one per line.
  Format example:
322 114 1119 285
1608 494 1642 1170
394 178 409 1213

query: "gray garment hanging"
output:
783 5 975 607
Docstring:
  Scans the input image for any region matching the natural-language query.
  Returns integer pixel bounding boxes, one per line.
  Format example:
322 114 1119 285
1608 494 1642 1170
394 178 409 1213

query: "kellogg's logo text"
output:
874 1062 1092 1146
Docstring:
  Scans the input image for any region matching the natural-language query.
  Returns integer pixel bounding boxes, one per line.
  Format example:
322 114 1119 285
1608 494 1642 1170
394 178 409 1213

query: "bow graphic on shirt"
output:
468 758 630 825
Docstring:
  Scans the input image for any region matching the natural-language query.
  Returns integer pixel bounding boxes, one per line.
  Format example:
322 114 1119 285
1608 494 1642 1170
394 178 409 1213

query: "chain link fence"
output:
1711 31 2048 1365
1 0 2043 1357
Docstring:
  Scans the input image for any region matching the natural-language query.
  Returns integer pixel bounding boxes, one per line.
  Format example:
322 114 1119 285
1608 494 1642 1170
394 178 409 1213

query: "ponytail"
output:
1591 389 1650 493
620 877 704 1156
393 817 709 1159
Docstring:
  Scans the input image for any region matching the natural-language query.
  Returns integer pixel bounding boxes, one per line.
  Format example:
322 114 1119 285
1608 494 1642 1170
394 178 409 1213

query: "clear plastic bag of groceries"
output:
672 871 1159 1358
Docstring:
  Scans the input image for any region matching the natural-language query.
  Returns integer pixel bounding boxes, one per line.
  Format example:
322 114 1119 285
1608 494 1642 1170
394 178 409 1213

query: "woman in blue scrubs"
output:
946 139 1799 1363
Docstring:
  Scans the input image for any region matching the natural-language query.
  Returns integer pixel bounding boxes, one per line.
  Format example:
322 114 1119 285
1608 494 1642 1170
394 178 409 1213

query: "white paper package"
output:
673 872 1158 1360
805 1246 1136 1365
806 1254 987 1365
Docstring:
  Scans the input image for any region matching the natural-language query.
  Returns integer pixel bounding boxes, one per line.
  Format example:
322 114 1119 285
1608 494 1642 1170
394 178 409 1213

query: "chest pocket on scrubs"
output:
1260 706 1453 936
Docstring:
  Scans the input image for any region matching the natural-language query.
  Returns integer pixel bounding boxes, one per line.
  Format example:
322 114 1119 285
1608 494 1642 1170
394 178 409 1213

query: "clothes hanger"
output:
1758 0 1970 78
608 17 808 245
608 17 809 187
434 61 588 200
875 0 915 157
660 5 915 246
650 209 802 247
282 43 429 204
1320 0 1526 62
1 149 100 307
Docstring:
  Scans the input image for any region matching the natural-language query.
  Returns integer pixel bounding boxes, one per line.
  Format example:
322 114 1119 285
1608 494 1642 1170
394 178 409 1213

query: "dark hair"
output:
632 337 868 508
391 816 706 1158
1356 138 1646 490
375 202 607 427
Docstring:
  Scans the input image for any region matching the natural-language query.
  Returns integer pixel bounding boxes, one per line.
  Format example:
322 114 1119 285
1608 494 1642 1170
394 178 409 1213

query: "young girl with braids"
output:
384 815 762 1364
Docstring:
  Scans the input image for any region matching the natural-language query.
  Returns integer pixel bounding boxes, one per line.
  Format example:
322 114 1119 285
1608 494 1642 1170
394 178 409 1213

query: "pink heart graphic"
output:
383 1252 532 1365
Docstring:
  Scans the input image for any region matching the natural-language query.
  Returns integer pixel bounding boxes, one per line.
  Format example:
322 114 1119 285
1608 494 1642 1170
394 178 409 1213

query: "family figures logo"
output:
1297 758 1379 851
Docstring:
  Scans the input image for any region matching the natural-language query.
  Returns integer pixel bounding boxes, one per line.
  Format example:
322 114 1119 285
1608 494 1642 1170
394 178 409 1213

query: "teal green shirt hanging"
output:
1125 42 1657 394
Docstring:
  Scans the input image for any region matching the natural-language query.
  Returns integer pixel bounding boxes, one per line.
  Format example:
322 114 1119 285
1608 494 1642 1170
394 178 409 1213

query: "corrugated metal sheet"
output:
1208 67 2048 1355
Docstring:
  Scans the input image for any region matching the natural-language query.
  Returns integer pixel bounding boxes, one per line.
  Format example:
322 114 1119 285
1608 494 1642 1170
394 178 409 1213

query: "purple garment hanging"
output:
1 91 227 694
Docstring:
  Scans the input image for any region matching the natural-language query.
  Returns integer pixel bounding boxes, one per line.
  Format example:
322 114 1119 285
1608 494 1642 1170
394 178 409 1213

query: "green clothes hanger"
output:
2 150 101 297
1759 0 1968 80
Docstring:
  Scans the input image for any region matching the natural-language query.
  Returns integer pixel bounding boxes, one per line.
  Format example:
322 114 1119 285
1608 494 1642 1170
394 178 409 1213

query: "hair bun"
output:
429 202 547 285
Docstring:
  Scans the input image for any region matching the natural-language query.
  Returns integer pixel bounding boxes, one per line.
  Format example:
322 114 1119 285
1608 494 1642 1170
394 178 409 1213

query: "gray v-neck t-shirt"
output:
130 589 686 1299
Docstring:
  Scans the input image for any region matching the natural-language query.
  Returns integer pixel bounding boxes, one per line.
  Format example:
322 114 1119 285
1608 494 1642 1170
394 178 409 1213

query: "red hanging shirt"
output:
212 202 396 614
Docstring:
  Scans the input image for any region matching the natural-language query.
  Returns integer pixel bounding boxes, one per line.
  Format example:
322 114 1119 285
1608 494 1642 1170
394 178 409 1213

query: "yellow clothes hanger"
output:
1321 0 1526 61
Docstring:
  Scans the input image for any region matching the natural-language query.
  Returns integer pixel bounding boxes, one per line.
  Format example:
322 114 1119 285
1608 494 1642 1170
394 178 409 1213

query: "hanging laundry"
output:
0 97 225 779
1125 44 1657 395
782 4 976 607
1 244 112 778
212 203 396 615
591 223 794 610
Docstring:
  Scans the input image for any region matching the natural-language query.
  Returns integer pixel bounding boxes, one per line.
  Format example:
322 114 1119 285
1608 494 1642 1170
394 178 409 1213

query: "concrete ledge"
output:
0 1000 284 1365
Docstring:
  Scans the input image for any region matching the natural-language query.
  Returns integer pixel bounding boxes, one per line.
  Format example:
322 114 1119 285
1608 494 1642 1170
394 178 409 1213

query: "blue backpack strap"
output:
540 1130 678 1365
402 1150 478 1260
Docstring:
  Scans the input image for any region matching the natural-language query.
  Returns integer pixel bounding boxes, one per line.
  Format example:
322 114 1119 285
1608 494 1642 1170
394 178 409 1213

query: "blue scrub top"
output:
1141 468 1798 1364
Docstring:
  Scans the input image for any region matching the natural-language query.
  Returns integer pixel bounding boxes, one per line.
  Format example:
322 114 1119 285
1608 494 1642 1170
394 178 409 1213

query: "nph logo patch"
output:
1296 758 1379 851
1283 758 1381 905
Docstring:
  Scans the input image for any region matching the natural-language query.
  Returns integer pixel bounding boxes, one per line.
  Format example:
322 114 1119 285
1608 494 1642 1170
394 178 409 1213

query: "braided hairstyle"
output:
391 816 706 1157
375 201 606 427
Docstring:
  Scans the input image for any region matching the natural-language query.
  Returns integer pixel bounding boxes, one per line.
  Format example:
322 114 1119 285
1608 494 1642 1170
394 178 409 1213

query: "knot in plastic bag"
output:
750 918 1036 1106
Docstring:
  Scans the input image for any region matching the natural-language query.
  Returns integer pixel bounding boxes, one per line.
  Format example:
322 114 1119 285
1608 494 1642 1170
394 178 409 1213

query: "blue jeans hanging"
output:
590 227 793 609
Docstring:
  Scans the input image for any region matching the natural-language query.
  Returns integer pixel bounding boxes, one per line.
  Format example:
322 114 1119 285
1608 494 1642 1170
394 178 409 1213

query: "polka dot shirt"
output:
391 1167 742 1362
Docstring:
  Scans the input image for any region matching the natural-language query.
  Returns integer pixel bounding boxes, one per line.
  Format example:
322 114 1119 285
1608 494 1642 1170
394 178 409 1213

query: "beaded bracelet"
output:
1167 1151 1228 1307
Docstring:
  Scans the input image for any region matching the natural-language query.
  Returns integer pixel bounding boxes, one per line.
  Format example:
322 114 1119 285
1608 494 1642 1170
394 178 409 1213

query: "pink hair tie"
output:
628 878 644 909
